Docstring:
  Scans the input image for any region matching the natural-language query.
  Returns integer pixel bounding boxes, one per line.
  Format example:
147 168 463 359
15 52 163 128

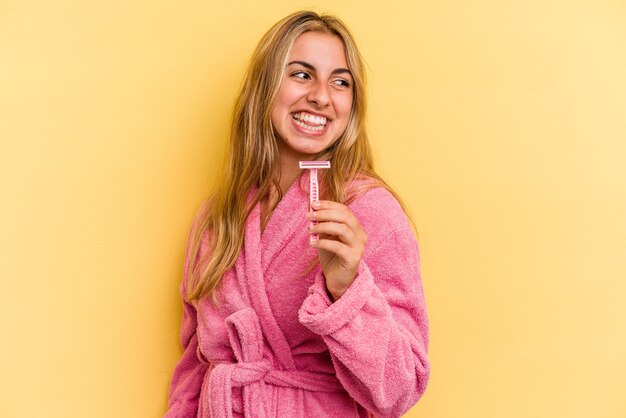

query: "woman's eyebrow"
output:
331 68 352 77
288 60 352 77
288 60 316 71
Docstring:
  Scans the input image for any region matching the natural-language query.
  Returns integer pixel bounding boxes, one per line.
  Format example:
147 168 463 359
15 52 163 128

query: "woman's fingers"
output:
311 237 360 267
306 201 368 298
307 201 362 233
307 200 367 263
309 221 356 244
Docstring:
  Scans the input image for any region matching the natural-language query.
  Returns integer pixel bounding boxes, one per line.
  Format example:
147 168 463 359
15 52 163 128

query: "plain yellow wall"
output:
1 1 624 417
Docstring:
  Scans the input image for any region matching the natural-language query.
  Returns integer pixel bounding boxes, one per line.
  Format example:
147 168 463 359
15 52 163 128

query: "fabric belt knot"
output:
202 308 346 418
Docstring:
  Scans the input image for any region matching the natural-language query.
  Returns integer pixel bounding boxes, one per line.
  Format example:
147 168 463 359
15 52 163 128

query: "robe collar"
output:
238 172 310 371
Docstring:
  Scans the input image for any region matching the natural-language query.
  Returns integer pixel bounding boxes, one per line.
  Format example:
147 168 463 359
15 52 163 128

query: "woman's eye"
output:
333 79 351 88
292 71 310 79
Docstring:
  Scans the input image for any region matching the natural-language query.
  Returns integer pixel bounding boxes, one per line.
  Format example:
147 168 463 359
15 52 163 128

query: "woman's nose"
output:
306 80 330 108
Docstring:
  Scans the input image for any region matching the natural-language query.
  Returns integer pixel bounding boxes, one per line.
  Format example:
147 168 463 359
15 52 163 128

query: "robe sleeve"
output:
164 230 209 417
298 226 430 418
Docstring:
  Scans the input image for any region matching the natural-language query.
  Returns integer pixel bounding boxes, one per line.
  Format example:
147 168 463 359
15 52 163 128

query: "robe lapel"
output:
260 173 310 273
243 205 295 371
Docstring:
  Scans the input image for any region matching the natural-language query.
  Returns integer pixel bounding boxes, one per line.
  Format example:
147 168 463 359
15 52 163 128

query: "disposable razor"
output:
299 161 331 242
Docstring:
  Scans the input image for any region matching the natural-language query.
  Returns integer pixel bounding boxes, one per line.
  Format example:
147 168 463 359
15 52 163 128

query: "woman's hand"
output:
306 200 367 301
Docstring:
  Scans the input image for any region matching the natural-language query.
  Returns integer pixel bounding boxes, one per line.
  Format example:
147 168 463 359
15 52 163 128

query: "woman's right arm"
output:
164 226 210 417
164 297 208 417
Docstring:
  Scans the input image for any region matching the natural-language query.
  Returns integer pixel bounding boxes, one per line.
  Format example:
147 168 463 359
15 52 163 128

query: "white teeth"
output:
294 118 325 131
293 112 327 127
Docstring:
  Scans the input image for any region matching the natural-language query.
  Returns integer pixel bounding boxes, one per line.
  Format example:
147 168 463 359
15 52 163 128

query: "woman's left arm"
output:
305 200 369 301
299 200 430 418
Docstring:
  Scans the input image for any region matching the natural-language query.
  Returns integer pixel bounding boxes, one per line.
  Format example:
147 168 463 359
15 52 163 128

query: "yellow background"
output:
1 1 624 417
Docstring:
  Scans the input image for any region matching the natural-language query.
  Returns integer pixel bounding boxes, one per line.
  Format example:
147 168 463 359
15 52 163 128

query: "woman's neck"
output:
275 139 314 194
260 158 301 233
277 165 301 195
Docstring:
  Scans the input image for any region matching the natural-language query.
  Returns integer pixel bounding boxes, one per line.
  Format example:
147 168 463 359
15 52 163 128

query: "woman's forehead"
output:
288 32 348 69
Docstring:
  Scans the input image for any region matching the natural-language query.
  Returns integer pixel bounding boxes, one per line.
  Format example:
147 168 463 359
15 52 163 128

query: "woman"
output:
165 11 430 418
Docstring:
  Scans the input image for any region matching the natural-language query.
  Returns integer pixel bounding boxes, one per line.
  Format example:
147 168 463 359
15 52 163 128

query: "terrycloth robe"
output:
164 174 430 418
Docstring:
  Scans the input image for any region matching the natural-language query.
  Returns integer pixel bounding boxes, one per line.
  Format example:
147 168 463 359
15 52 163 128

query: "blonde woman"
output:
165 11 430 418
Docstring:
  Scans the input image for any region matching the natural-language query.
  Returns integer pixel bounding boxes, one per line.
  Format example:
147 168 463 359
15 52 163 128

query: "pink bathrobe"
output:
164 174 430 418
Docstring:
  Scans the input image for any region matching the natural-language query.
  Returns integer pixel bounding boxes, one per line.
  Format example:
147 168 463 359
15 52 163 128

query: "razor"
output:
299 160 331 242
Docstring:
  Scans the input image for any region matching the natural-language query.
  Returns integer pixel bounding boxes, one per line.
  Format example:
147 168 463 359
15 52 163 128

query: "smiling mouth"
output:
292 112 329 132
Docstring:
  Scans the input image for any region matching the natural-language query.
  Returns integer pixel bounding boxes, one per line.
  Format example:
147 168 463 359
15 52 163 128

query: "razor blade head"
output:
299 161 331 169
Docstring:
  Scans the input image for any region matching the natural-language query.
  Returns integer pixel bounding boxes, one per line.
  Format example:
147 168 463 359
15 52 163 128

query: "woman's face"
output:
271 31 354 165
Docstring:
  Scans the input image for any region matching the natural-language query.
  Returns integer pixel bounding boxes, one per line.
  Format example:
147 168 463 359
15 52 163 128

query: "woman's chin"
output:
279 138 333 159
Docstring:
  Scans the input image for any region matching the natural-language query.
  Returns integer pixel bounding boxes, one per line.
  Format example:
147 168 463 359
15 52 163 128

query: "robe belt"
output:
200 308 345 418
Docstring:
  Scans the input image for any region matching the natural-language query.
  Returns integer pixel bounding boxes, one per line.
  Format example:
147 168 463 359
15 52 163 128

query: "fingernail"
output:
312 201 321 209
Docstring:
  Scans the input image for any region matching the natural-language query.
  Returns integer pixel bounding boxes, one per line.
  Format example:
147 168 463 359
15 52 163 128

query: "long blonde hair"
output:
185 11 413 302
